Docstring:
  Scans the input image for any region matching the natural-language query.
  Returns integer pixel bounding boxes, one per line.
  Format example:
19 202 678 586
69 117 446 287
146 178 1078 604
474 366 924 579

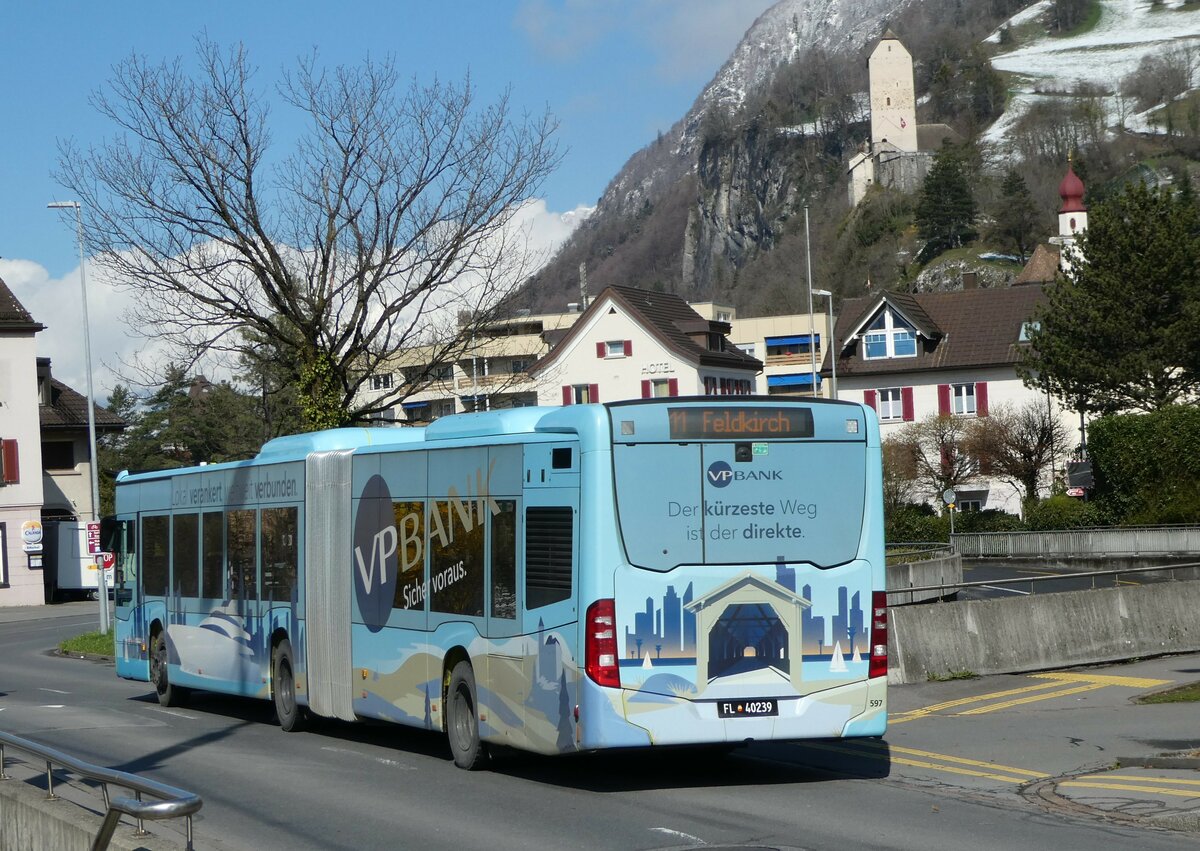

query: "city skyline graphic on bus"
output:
621 561 865 680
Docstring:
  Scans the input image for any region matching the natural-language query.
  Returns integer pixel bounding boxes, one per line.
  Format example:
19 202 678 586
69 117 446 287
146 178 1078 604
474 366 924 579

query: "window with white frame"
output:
864 307 917 360
735 342 756 358
877 388 904 421
952 383 976 415
509 358 532 374
650 379 672 397
605 340 626 358
572 384 594 404
431 399 456 419
371 373 394 391
430 364 454 381
958 498 983 512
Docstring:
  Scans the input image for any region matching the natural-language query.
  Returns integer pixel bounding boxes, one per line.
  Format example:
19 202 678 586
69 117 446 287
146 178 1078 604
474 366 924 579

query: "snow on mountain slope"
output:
984 0 1200 145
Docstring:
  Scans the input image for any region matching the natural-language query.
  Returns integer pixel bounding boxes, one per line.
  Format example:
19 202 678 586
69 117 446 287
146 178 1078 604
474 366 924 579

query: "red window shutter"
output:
596 342 606 358
940 444 952 474
589 383 600 403
668 378 679 397
863 390 877 410
976 382 989 417
937 384 951 416
1 439 18 484
561 385 573 406
624 340 633 357
901 386 915 422
641 380 651 398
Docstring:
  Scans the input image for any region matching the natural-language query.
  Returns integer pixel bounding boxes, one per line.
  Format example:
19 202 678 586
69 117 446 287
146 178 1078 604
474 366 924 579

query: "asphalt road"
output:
957 559 1191 601
2 605 1197 851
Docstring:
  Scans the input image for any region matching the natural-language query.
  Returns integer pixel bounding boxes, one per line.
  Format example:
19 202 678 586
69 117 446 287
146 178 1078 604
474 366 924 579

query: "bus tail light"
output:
585 599 621 688
868 591 888 679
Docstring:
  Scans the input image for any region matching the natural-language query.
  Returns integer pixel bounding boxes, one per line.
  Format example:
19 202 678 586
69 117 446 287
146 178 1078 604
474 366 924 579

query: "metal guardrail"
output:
952 525 1200 558
885 560 1200 601
0 730 201 851
886 542 952 565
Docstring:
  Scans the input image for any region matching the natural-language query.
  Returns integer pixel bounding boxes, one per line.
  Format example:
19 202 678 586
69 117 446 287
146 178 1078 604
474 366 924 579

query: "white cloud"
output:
0 257 138 403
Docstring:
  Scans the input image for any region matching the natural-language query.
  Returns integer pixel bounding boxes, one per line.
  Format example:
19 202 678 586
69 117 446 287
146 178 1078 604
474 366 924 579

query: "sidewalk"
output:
0 600 100 624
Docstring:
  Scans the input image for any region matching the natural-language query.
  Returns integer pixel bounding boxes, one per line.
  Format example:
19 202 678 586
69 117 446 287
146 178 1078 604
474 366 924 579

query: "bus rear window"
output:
614 441 866 570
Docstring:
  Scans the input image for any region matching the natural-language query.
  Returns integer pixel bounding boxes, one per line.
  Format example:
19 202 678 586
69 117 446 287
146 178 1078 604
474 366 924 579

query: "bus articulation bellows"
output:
109 398 887 769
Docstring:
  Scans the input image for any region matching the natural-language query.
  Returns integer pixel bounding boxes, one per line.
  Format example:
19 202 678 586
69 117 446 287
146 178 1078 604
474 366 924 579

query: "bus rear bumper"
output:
579 677 885 749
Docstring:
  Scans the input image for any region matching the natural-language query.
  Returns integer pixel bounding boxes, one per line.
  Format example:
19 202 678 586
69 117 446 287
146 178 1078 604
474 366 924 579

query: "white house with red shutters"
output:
827 284 1071 515
528 285 761 406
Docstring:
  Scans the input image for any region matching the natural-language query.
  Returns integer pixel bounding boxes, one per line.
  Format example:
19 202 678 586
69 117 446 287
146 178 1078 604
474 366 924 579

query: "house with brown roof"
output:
0 276 48 604
528 285 762 404
826 283 1080 514
38 358 127 521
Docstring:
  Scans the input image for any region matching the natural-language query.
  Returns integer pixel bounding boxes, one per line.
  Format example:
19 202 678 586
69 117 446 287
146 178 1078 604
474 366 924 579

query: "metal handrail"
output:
886 560 1200 600
0 729 202 851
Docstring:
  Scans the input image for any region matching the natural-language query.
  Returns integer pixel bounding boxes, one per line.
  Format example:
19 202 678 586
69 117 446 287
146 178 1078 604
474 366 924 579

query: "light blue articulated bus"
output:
109 397 887 769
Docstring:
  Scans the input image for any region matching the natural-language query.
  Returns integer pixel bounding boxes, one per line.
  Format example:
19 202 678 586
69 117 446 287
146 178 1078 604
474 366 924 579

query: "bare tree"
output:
57 39 560 430
964 399 1070 509
891 415 981 505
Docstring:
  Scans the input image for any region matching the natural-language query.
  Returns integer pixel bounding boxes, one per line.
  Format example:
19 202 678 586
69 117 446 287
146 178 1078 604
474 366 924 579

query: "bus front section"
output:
582 399 886 749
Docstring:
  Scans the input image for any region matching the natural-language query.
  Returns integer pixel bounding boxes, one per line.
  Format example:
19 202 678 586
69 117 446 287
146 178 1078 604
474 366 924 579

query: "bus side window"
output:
491 500 517 619
525 506 572 609
227 510 257 601
202 512 224 599
142 516 170 597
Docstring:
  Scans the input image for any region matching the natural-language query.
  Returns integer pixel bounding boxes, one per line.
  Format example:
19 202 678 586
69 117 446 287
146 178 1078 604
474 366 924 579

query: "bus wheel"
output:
150 631 187 707
272 639 305 732
446 661 485 770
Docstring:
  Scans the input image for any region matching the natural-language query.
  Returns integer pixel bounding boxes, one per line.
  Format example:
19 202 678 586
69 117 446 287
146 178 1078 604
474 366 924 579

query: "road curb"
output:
53 649 114 663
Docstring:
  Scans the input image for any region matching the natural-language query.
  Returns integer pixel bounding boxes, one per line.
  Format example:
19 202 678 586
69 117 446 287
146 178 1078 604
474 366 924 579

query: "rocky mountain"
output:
596 0 917 222
524 0 1200 317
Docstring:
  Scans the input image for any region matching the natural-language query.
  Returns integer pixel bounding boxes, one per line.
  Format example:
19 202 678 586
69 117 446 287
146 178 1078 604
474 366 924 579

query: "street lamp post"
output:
48 200 108 634
804 207 817 397
812 289 836 400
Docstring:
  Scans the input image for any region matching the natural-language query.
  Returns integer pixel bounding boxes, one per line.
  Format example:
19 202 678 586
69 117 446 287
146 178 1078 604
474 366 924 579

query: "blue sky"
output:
0 0 773 394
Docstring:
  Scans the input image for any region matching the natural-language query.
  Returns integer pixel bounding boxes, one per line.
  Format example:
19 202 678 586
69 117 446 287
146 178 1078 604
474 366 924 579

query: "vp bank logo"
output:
707 460 734 488
354 475 399 633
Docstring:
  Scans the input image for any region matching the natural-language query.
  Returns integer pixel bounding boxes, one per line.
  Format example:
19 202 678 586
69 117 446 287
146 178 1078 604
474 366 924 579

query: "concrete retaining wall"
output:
889 579 1200 684
0 776 182 851
886 553 962 604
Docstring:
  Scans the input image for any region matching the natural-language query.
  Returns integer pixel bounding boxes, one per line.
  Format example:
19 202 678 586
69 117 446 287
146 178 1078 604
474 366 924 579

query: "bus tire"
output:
446 661 485 770
150 630 187 707
272 639 305 732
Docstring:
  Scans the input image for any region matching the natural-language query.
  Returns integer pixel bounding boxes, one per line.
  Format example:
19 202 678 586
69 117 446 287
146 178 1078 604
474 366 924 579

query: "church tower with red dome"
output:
1051 161 1088 277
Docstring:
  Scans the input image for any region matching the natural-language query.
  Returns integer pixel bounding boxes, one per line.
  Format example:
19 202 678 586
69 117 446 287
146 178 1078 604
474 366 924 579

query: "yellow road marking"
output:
1030 672 1173 689
794 741 1033 784
956 683 1106 714
1096 774 1200 788
846 737 1046 777
893 672 1175 723
890 681 1066 723
1061 781 1200 799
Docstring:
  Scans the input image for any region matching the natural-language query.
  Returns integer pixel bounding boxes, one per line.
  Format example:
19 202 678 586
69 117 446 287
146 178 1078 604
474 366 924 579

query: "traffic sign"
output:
101 551 116 570
942 489 957 505
87 522 102 555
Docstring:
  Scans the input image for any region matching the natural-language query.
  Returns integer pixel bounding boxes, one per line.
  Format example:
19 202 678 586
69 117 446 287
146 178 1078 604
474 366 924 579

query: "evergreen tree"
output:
107 367 269 478
1018 181 1200 415
915 143 978 255
992 170 1040 260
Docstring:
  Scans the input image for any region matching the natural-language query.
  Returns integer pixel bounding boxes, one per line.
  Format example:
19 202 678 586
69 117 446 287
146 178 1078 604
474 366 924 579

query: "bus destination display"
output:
667 407 814 440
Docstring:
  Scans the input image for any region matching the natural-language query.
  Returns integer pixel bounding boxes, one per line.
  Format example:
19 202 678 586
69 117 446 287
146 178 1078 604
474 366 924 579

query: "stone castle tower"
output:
848 30 955 208
869 30 918 152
